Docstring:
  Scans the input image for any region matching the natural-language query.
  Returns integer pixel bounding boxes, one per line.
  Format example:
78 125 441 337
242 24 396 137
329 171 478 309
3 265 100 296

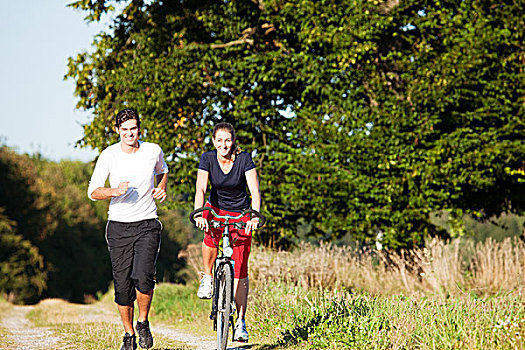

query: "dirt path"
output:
151 325 216 350
0 304 63 350
0 299 246 350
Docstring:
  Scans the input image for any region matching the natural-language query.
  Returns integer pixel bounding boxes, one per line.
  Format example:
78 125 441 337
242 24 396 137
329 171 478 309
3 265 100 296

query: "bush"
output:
0 209 47 304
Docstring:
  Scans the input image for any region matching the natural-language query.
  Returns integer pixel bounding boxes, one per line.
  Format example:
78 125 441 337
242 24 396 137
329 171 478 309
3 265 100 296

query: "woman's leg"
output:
202 242 217 275
234 277 249 319
232 230 251 320
197 242 217 299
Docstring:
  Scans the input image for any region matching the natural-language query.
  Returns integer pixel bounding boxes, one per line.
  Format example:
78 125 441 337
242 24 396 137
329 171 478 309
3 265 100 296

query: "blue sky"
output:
0 1 115 162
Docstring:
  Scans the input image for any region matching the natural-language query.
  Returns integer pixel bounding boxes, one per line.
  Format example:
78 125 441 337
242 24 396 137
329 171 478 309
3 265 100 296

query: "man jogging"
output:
87 108 168 350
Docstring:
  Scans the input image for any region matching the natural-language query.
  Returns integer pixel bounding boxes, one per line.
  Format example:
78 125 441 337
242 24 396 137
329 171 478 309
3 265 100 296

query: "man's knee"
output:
115 287 136 306
133 276 156 294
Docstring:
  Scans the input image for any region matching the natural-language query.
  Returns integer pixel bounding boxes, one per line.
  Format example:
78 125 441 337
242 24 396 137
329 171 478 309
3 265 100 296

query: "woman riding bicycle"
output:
193 122 261 342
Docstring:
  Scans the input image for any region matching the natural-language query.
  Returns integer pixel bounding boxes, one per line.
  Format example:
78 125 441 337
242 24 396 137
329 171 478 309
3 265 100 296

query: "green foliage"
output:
464 213 525 243
0 208 47 304
280 294 390 348
150 283 210 326
66 0 525 248
156 207 202 283
31 159 112 301
430 210 525 242
248 282 525 349
0 146 111 303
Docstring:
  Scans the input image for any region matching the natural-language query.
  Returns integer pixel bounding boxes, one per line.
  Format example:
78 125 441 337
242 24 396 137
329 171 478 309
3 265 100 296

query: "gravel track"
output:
0 305 63 350
0 299 248 350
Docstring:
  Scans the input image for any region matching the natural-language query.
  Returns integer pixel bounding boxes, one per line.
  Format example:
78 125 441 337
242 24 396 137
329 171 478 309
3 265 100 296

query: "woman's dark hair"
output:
212 122 236 140
115 108 141 129
213 122 242 161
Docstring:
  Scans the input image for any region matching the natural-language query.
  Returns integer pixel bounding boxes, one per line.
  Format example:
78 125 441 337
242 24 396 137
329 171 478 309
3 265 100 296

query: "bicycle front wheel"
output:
216 262 233 350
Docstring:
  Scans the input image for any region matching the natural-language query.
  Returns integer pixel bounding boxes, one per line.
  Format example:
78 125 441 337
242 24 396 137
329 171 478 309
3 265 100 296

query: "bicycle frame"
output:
211 215 234 320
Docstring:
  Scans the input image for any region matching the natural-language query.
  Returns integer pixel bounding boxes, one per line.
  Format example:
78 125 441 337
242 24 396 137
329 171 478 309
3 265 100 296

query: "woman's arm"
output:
245 168 261 234
194 169 209 209
194 169 209 231
245 168 261 211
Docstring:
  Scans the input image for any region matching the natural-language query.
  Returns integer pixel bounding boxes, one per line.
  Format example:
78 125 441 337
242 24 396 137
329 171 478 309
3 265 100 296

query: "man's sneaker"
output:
233 319 249 342
136 320 153 349
120 333 137 350
197 274 213 299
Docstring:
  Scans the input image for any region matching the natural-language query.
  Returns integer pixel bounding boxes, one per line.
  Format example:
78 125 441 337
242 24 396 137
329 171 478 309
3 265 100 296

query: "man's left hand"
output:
152 187 167 202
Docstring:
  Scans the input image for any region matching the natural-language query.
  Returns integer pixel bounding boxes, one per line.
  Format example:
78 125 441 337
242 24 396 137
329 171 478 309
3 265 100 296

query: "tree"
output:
0 146 112 302
67 0 525 248
0 208 47 304
32 159 113 302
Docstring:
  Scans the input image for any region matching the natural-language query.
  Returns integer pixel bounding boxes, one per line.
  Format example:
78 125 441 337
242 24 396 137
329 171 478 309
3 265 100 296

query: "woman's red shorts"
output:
202 203 252 279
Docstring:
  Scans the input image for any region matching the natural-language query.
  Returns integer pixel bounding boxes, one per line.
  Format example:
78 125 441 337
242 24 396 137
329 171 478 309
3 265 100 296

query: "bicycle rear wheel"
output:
216 262 233 350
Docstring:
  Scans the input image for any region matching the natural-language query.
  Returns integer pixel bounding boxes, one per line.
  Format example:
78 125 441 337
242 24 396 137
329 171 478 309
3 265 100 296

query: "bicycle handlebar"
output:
189 207 266 228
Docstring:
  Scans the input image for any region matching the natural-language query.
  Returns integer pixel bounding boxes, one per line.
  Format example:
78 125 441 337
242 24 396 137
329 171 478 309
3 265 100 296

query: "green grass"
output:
149 281 525 349
248 283 525 349
2 281 523 350
150 282 211 335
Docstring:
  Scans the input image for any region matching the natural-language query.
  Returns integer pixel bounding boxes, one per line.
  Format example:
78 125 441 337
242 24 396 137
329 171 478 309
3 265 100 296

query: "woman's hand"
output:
245 217 259 234
195 217 209 232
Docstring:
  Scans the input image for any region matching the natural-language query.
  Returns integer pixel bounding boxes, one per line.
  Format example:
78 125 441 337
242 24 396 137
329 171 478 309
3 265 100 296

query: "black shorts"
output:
106 218 162 306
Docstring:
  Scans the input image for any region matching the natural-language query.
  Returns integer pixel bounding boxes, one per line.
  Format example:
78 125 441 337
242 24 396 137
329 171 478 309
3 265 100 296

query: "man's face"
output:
116 119 140 146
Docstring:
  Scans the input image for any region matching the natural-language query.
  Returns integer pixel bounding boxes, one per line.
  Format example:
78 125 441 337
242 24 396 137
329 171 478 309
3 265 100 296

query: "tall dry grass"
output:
183 237 525 296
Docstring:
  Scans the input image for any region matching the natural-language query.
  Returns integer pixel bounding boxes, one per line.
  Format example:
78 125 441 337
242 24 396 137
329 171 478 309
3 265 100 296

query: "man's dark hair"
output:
115 108 141 129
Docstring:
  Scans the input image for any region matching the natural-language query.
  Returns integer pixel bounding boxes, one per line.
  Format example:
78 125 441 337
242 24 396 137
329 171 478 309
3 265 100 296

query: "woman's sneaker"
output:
120 333 137 350
136 320 153 349
197 274 213 299
233 319 249 342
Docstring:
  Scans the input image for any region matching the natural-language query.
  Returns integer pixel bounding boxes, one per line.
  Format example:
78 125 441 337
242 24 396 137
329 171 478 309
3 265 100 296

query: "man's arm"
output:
88 151 129 201
156 172 168 191
90 182 129 200
152 172 168 202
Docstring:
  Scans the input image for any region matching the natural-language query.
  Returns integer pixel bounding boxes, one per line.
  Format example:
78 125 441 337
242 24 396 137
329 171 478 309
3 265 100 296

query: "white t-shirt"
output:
87 141 169 222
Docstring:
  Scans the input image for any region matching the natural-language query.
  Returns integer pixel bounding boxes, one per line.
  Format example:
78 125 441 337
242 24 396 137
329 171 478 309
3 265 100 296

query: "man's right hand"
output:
115 181 129 196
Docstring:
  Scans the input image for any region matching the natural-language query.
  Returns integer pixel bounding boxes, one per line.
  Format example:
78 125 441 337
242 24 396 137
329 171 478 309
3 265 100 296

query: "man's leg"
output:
137 289 154 322
117 303 135 335
107 220 137 337
132 219 162 349
135 289 154 348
